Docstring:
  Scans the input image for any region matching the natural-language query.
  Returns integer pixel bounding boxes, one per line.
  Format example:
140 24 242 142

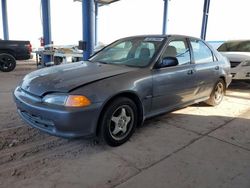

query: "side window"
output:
190 40 214 64
162 40 191 65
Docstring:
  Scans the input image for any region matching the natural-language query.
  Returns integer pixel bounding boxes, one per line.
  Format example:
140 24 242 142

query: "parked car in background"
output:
14 35 232 146
218 40 250 81
0 40 32 72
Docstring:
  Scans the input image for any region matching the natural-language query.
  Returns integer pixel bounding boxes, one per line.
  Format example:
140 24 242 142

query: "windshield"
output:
89 37 165 67
218 41 250 52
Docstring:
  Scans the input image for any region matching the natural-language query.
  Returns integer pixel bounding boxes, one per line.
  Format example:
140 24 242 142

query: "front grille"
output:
230 61 241 68
20 110 55 130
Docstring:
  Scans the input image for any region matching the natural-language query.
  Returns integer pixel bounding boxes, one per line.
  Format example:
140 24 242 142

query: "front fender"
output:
70 69 153 116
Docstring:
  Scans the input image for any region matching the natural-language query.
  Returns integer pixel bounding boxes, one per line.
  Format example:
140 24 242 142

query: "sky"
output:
0 0 250 48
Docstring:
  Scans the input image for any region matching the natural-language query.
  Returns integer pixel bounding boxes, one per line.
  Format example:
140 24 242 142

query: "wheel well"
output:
0 50 16 58
96 92 144 136
219 76 225 83
219 76 226 90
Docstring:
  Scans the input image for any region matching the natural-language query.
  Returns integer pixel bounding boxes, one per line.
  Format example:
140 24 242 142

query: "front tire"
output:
205 79 225 106
0 53 16 72
99 97 138 147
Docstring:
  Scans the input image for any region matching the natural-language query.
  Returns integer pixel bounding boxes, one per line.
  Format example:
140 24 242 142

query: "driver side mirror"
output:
157 57 178 68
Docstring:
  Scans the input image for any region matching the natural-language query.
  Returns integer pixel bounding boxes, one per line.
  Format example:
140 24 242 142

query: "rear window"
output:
218 41 250 52
190 40 214 64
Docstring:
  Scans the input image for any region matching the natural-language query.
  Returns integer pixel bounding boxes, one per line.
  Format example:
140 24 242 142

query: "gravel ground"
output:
0 61 249 188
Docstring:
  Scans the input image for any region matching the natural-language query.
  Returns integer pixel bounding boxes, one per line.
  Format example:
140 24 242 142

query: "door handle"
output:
215 66 219 70
187 69 194 75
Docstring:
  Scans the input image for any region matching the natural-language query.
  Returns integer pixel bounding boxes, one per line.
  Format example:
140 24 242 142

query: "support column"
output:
1 0 9 40
162 0 169 35
201 0 211 40
82 0 95 60
41 0 52 63
95 2 99 46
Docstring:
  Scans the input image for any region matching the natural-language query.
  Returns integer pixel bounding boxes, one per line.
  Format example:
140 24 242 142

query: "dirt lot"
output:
0 61 250 188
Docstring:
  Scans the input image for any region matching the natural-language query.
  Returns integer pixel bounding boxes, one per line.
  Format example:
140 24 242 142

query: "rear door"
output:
189 39 220 99
151 38 197 113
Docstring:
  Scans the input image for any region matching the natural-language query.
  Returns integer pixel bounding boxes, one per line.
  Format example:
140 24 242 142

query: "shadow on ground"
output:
0 110 250 188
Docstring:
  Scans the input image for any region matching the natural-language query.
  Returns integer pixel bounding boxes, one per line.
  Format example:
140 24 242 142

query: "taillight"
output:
27 43 32 53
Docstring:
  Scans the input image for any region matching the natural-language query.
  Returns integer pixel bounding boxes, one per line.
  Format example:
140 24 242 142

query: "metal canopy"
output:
74 0 120 5
1 0 211 61
96 0 120 5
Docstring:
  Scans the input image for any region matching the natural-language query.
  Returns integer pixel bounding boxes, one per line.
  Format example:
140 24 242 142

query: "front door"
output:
151 38 197 114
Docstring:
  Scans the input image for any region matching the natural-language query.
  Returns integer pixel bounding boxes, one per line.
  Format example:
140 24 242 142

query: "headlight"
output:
43 94 91 107
43 94 68 106
242 60 250 66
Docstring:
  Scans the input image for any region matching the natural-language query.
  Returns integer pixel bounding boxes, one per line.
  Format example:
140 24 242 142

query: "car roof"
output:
120 34 201 41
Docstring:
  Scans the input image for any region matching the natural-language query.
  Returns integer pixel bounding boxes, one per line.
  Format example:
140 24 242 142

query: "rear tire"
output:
54 56 63 65
205 79 225 106
0 53 16 72
99 97 138 147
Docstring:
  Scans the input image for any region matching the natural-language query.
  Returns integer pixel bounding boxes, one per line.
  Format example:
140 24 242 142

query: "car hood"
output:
21 61 137 96
221 52 250 62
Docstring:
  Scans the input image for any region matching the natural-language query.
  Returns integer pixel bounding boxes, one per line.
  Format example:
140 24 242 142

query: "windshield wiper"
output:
88 60 108 64
98 61 108 64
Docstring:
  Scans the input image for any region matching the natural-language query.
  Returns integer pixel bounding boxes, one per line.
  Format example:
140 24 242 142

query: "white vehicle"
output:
218 40 250 81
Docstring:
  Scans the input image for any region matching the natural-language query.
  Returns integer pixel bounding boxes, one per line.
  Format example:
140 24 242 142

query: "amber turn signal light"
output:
65 95 91 107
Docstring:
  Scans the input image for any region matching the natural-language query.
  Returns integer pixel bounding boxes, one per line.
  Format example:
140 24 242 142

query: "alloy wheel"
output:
214 82 224 103
0 54 16 72
109 105 134 141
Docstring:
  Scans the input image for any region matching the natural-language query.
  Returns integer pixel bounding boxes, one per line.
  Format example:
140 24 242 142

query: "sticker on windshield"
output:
144 37 164 42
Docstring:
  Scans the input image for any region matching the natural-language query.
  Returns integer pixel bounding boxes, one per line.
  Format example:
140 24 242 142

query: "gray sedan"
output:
14 35 232 146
